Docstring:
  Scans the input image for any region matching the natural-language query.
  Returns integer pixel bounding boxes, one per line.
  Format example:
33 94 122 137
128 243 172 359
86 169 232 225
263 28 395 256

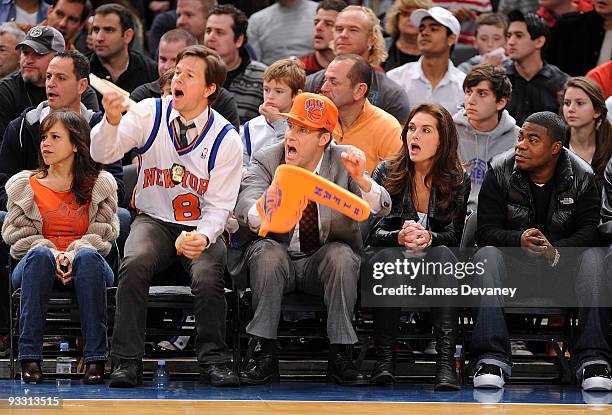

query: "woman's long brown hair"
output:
560 77 612 191
38 110 102 205
384 104 464 222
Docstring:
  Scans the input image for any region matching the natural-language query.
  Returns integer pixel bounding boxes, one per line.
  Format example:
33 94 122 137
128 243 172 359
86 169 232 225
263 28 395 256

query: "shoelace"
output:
476 364 502 376
585 365 611 378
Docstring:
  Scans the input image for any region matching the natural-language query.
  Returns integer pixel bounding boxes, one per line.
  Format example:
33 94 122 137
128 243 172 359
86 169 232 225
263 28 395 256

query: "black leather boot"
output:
370 345 396 384
84 361 105 385
327 344 368 386
108 358 142 388
433 308 460 391
240 337 279 385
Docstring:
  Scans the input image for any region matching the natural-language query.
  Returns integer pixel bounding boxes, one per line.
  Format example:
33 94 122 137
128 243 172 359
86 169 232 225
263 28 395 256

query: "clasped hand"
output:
398 220 431 255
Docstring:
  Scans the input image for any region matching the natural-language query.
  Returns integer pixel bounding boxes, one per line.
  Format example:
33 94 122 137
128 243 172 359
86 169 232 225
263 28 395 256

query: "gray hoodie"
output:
454 109 519 211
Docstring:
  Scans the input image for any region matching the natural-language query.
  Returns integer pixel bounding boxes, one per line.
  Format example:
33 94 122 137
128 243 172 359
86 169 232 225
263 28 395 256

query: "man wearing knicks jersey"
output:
90 45 243 387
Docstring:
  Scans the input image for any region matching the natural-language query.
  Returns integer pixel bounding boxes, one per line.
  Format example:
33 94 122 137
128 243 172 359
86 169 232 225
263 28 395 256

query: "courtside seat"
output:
120 164 138 209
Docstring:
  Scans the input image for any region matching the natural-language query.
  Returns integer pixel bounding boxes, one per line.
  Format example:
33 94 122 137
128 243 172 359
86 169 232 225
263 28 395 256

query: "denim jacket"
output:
0 0 49 25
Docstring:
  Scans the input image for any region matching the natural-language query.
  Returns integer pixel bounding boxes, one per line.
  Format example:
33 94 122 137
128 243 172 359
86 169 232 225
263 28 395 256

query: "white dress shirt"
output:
387 57 466 115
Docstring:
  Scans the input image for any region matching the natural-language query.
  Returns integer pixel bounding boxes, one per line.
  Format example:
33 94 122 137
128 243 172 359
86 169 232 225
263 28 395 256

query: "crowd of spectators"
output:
0 0 610 392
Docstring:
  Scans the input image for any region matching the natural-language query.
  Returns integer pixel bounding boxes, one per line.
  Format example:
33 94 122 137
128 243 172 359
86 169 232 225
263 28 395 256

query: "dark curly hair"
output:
38 110 102 205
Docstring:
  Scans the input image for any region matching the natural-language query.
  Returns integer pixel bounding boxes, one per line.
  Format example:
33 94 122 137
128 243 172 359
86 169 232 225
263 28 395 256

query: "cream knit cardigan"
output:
1 170 120 262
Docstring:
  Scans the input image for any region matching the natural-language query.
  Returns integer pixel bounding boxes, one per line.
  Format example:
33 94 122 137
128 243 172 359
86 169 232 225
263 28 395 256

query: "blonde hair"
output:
263 58 306 95
333 5 388 67
385 0 433 38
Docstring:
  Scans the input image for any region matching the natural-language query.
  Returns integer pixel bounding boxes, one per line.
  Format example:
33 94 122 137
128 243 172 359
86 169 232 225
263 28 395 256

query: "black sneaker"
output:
582 364 612 391
473 363 505 389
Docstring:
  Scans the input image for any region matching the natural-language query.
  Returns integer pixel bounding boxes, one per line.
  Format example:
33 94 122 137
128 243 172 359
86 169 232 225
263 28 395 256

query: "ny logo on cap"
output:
304 98 324 123
29 27 43 37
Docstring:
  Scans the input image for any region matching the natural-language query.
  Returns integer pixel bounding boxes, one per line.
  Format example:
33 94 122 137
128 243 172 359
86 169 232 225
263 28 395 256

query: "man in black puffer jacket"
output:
472 111 610 391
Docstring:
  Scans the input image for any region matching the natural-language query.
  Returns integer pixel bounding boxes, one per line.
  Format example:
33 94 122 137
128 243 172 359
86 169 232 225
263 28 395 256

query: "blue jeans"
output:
470 246 605 378
573 247 612 381
12 246 114 363
0 211 8 332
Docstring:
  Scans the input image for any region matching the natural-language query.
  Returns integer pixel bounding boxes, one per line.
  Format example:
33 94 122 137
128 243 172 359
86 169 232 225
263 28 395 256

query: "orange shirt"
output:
332 99 403 173
30 176 90 252
586 61 612 99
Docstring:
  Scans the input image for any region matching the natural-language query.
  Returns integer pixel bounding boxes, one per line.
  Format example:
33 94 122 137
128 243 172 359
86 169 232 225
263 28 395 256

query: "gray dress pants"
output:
244 239 361 344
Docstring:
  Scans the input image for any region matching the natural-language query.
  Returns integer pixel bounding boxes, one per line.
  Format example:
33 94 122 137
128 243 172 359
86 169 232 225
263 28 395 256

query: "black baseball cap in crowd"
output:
16 26 65 55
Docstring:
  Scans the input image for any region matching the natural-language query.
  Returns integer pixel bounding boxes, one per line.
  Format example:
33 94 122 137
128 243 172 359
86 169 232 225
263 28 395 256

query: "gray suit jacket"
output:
229 141 392 286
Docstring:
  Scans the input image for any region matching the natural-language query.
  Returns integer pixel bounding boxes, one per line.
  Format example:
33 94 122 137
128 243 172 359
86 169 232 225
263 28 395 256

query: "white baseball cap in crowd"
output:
410 7 461 39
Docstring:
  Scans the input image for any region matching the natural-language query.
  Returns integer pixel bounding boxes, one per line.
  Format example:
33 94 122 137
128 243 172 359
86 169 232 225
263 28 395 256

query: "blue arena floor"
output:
0 380 611 406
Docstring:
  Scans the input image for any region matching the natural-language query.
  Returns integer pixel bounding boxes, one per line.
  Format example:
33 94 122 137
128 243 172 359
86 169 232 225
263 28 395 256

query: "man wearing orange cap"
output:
234 92 391 386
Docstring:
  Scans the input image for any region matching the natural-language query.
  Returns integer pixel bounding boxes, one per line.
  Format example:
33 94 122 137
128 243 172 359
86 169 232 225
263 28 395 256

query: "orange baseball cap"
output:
278 92 338 133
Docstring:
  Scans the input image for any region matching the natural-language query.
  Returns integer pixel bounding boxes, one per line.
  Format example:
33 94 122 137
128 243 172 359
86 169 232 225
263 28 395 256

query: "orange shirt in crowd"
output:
537 0 593 27
30 176 90 252
332 99 403 174
586 61 612 99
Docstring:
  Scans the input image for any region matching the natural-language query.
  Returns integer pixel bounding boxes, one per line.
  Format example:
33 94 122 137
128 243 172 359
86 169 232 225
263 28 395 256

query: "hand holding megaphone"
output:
89 74 148 121
255 164 371 237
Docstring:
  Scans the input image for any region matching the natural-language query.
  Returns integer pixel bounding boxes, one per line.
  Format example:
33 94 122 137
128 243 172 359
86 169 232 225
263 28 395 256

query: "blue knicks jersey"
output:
132 98 236 227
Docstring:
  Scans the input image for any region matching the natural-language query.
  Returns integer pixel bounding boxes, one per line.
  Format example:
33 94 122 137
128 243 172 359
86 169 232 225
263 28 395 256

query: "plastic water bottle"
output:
56 342 72 389
153 360 169 389
56 343 71 374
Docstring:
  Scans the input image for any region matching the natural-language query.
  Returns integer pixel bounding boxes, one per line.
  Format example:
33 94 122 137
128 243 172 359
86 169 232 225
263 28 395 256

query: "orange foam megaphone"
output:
255 164 371 237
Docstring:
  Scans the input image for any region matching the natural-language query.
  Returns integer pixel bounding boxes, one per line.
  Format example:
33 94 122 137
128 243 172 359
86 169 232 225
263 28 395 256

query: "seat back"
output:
120 164 138 209
460 210 477 248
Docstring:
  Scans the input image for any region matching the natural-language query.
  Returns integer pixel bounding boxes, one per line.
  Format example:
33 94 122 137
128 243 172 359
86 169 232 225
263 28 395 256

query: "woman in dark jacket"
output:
367 103 470 390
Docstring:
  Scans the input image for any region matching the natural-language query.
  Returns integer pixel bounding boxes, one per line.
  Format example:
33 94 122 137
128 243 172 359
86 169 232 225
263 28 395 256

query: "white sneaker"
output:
473 363 505 389
473 387 504 403
582 390 612 405
582 364 612 391
511 341 533 356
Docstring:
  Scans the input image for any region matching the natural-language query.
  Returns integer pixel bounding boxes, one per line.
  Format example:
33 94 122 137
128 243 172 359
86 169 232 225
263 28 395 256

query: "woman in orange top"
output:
2 111 119 384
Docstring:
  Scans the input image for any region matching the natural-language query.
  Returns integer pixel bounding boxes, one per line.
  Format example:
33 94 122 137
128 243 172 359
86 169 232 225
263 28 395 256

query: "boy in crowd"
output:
241 58 306 166
458 13 510 74
159 67 174 97
454 64 518 211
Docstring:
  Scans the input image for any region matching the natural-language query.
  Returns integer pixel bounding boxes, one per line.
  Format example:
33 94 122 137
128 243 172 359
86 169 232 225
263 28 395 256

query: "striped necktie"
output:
177 118 195 147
